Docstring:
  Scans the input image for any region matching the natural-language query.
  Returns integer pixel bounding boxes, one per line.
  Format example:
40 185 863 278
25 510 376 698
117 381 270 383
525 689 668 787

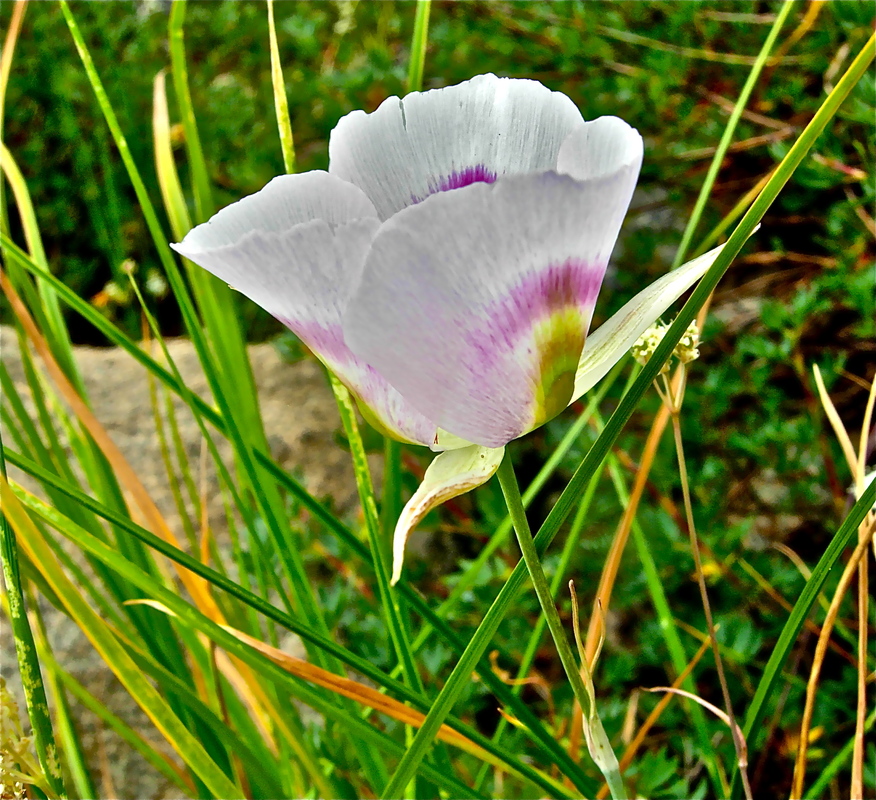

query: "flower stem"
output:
496 454 627 800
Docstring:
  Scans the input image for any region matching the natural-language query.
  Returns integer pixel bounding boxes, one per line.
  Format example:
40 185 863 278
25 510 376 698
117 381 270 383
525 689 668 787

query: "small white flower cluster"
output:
675 321 701 364
631 319 701 370
631 322 671 373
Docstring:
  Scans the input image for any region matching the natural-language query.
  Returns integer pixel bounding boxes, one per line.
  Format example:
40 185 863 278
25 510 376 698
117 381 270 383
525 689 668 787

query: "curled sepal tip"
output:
391 445 505 584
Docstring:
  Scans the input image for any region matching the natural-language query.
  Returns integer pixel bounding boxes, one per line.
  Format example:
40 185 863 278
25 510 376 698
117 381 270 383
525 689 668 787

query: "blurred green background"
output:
3 2 874 796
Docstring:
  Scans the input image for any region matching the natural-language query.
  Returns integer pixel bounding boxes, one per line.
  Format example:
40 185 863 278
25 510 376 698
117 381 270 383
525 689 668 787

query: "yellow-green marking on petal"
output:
531 306 588 426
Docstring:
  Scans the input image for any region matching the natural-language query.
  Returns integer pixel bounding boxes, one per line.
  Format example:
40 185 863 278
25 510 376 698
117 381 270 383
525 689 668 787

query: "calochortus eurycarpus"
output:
172 74 728 582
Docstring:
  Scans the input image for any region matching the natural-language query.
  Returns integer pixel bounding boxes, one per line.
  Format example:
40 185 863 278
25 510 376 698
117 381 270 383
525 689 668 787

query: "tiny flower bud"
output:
674 320 700 364
145 268 169 299
631 322 670 374
103 280 130 305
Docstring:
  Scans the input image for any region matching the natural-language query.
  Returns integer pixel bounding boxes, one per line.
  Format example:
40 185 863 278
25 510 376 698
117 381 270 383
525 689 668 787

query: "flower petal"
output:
344 165 641 449
571 243 727 401
391 445 505 584
329 73 584 220
171 171 437 446
175 171 379 248
557 116 644 182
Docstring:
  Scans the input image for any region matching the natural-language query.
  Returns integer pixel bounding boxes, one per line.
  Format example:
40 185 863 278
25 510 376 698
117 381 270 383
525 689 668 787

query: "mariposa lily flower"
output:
172 74 728 583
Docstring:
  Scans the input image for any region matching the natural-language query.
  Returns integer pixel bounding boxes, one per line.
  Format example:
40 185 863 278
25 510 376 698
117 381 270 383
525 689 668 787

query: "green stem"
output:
381 438 403 540
496 454 627 800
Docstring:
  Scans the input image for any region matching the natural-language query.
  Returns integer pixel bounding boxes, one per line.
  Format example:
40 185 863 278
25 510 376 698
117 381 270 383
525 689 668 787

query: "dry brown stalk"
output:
790 517 875 799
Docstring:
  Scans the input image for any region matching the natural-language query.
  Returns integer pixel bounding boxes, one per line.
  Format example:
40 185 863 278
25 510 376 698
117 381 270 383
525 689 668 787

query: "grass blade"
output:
407 0 431 93
672 0 796 268
0 438 67 798
0 480 242 799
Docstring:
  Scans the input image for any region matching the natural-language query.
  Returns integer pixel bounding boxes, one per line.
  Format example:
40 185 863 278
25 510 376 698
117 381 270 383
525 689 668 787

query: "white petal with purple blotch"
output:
329 73 584 220
171 171 437 446
392 445 505 584
571 243 728 401
344 164 641 449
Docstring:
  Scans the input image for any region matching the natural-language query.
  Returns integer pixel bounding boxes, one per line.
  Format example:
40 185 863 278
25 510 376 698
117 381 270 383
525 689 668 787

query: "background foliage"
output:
1 1 874 798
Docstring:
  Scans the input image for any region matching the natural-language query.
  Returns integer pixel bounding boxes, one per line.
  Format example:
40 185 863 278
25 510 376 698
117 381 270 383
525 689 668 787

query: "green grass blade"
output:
267 0 295 174
379 29 876 795
671 0 796 268
0 482 241 799
0 438 67 799
407 0 431 92
167 0 214 223
152 69 193 241
10 477 566 799
0 142 82 394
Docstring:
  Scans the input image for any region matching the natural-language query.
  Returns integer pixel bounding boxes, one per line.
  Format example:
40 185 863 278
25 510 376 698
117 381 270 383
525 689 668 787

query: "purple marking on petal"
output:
466 258 606 371
278 317 437 446
411 165 497 204
437 165 498 192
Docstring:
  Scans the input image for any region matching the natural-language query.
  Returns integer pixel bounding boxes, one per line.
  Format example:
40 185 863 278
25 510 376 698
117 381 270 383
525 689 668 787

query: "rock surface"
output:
1 326 367 799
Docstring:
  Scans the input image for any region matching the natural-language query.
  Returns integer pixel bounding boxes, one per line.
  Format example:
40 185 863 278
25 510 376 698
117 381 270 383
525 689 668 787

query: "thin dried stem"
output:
852 377 875 798
669 406 753 800
812 365 859 475
790 516 875 798
570 398 672 760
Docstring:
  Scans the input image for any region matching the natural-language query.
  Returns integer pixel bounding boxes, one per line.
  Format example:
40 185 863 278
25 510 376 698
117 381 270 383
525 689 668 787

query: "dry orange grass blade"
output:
771 0 826 63
222 625 491 759
789 516 875 799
